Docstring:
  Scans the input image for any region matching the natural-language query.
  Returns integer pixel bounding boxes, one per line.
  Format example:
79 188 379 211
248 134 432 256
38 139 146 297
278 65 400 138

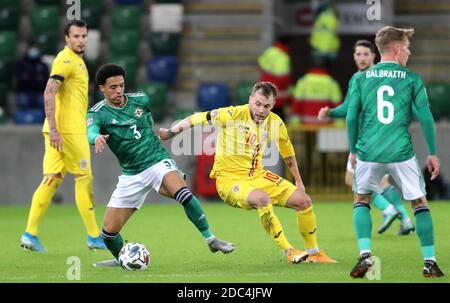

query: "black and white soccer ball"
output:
118 242 150 271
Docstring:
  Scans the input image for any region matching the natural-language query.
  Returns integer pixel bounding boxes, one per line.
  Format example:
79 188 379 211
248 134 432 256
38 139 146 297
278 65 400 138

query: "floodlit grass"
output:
1 201 449 283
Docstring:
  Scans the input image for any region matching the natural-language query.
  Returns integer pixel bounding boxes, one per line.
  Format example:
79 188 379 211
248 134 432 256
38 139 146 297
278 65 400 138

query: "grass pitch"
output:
1 201 449 283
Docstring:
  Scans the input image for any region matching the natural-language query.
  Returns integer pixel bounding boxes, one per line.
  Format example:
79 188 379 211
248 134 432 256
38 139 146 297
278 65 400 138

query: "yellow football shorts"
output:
215 170 298 210
42 133 91 176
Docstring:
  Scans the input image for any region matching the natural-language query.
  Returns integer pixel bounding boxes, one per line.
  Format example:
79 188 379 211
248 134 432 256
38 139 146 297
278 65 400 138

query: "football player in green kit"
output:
87 64 235 267
346 27 444 278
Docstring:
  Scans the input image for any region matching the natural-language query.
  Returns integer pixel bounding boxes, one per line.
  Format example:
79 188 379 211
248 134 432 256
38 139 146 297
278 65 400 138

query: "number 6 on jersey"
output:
377 85 394 124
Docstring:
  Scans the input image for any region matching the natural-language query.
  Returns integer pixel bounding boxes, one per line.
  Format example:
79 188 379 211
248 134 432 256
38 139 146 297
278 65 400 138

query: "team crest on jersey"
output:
232 184 240 193
80 160 88 170
87 117 93 126
134 107 143 118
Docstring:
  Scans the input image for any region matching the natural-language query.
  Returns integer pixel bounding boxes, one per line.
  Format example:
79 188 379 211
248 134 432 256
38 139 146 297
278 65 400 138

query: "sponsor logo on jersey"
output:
63 60 70 64
112 119 118 124
134 107 143 118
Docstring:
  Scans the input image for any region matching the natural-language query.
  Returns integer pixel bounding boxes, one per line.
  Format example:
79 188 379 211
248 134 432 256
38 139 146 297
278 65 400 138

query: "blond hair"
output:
375 26 414 54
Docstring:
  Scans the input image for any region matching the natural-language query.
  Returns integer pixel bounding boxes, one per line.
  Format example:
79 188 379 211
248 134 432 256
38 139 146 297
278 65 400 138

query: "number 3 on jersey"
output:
377 85 394 124
130 125 142 139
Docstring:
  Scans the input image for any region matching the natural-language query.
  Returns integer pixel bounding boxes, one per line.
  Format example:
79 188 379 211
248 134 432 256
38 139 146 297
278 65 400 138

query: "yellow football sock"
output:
297 205 319 250
26 176 62 235
75 174 100 237
257 204 291 251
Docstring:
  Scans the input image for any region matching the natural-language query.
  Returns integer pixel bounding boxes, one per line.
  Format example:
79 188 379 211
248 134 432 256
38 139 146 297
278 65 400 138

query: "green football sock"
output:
354 202 372 254
371 193 390 211
102 231 124 260
183 196 213 239
383 185 410 220
414 207 435 260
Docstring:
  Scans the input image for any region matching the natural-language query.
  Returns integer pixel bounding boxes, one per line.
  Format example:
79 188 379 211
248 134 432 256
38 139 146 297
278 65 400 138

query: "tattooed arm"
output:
44 78 62 151
283 156 305 191
158 115 193 140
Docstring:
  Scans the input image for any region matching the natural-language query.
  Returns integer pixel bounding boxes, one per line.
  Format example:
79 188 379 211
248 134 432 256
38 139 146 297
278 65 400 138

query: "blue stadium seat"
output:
197 83 230 111
17 93 45 109
13 109 45 124
146 56 178 85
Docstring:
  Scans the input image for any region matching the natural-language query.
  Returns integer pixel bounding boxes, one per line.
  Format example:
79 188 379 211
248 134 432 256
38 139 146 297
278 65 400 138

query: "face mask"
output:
27 48 41 59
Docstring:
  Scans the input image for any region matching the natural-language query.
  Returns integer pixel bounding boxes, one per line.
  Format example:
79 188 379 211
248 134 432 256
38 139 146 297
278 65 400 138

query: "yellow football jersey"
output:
43 46 89 134
192 105 295 179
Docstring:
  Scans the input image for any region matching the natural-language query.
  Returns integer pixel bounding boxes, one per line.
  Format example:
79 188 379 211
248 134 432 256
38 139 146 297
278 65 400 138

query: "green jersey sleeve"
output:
330 72 358 118
346 73 362 154
87 105 103 145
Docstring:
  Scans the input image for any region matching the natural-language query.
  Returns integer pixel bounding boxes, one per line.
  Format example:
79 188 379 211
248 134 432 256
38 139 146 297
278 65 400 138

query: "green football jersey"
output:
87 92 169 175
347 62 430 163
330 71 360 118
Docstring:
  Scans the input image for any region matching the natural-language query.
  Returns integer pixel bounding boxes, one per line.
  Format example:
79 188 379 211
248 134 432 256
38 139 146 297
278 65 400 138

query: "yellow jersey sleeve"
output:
272 116 295 158
50 52 73 83
191 106 237 127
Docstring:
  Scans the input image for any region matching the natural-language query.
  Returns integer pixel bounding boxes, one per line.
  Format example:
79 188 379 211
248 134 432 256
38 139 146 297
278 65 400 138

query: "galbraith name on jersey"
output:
366 69 406 79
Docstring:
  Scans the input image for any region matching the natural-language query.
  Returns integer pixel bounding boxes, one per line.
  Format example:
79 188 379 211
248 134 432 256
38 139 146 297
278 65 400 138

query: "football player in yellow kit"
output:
160 82 336 264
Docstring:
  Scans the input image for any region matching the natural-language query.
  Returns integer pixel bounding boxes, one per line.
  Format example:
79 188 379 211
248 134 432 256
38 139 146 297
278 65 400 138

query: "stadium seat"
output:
197 83 230 111
151 4 183 33
13 109 45 124
0 31 17 58
79 0 102 7
233 81 253 105
111 5 140 30
30 6 60 31
426 82 450 120
109 55 138 89
31 30 59 55
81 5 101 29
146 56 179 85
0 59 14 83
109 30 139 56
0 6 20 31
138 82 167 122
115 0 143 5
35 0 60 4
150 32 180 56
0 0 20 7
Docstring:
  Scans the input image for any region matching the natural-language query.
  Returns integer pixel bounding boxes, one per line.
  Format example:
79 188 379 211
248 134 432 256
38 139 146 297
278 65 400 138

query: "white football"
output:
118 242 150 271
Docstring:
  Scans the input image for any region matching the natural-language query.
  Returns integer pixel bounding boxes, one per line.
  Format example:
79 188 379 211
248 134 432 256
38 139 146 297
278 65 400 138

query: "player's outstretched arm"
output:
159 115 193 140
